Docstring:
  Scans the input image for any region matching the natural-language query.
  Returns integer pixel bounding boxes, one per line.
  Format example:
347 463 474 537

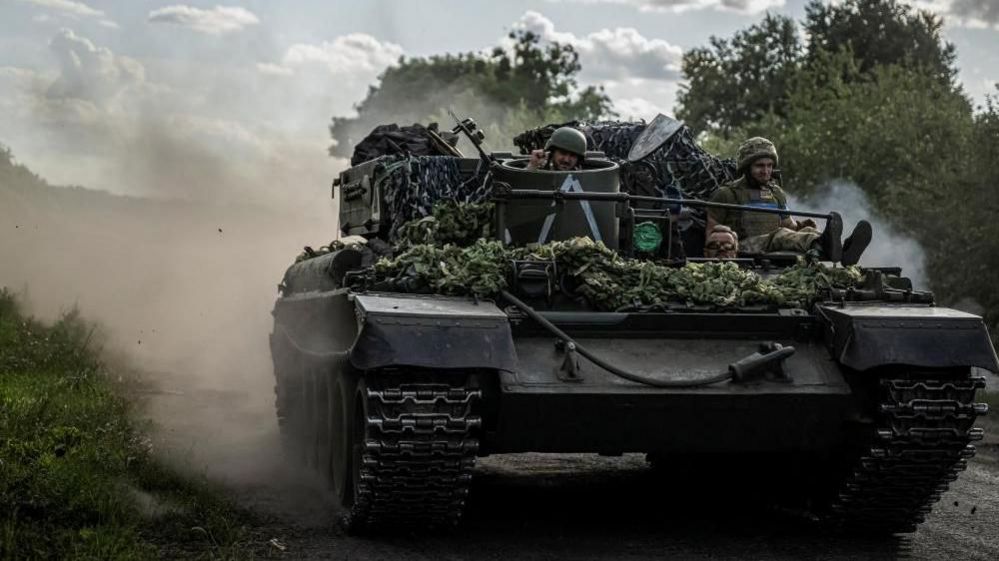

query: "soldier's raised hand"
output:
527 149 547 170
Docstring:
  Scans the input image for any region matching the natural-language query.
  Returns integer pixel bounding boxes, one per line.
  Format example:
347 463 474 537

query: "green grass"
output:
982 390 999 417
0 289 256 560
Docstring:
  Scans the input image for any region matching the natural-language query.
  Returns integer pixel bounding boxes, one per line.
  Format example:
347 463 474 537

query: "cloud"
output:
45 28 144 105
612 96 668 120
256 62 294 77
21 0 118 28
0 66 41 120
23 0 101 18
602 78 679 119
274 33 404 76
2 28 348 206
148 5 260 35
252 33 404 131
897 1 999 29
0 66 39 82
544 0 785 15
512 11 682 81
946 0 999 28
505 12 682 117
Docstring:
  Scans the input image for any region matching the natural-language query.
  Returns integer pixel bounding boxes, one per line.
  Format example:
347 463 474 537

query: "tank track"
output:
348 380 482 530
828 374 988 533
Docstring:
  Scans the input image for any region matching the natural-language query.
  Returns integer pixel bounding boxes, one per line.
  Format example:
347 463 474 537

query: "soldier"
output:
527 126 587 171
704 225 739 259
706 137 871 266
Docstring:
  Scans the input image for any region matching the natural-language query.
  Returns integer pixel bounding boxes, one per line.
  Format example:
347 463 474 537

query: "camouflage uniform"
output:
708 137 820 255
746 225 821 254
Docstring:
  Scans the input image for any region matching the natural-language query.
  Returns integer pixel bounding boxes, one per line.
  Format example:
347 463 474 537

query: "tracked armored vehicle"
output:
270 115 996 534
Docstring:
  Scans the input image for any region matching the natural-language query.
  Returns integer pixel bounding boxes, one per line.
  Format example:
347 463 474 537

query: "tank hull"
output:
489 337 852 454
273 291 995 455
273 123 997 534
272 289 995 534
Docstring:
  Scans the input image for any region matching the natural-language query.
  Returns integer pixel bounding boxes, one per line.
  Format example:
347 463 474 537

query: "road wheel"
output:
340 378 371 533
272 331 306 465
312 368 331 474
328 374 356 508
299 367 317 469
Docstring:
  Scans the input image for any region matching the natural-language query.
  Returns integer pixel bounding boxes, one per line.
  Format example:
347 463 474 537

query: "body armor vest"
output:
716 177 786 239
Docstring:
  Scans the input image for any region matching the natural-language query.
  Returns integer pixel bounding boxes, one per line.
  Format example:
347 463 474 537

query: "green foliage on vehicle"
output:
372 203 861 310
397 200 495 249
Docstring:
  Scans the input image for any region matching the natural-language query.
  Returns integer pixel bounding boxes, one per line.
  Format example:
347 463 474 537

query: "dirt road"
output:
145 380 999 561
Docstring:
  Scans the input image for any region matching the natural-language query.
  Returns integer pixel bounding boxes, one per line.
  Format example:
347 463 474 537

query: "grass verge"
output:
982 391 999 430
982 390 999 412
0 289 257 560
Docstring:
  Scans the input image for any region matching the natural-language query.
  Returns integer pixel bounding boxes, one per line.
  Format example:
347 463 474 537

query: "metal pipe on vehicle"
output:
501 289 734 388
497 189 832 220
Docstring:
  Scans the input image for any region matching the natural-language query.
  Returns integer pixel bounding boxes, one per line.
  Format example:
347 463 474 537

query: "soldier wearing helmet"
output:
527 126 587 171
706 136 871 265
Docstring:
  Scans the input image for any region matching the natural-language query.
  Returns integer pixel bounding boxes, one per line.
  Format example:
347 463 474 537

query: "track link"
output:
828 374 988 533
349 380 482 530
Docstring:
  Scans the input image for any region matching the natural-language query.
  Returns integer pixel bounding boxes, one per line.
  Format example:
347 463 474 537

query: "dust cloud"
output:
787 180 928 288
0 154 339 493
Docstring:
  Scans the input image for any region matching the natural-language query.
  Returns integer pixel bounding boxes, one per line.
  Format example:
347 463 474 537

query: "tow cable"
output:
500 289 795 388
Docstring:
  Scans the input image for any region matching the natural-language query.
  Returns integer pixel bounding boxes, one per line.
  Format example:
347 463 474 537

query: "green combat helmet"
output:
545 126 588 160
737 136 778 172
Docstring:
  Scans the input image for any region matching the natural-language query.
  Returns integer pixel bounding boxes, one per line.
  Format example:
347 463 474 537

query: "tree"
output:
757 52 973 214
676 1 960 138
741 54 999 333
328 30 612 159
804 0 957 85
675 14 801 137
0 144 46 191
933 90 999 328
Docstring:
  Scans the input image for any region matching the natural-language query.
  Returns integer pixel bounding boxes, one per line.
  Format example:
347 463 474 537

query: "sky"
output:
1 0 996 205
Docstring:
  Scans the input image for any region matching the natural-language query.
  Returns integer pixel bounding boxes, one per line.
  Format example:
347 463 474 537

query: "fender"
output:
818 303 999 372
349 293 517 372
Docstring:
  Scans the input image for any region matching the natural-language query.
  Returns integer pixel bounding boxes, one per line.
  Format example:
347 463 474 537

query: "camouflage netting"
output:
295 158 492 263
512 121 737 201
512 120 645 160
349 123 459 166
373 155 491 241
369 202 863 311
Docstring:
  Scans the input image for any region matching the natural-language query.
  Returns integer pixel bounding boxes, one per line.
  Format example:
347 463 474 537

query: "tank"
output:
270 115 996 534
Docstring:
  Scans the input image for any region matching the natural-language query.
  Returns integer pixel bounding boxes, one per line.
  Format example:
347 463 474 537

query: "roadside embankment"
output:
0 289 256 560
